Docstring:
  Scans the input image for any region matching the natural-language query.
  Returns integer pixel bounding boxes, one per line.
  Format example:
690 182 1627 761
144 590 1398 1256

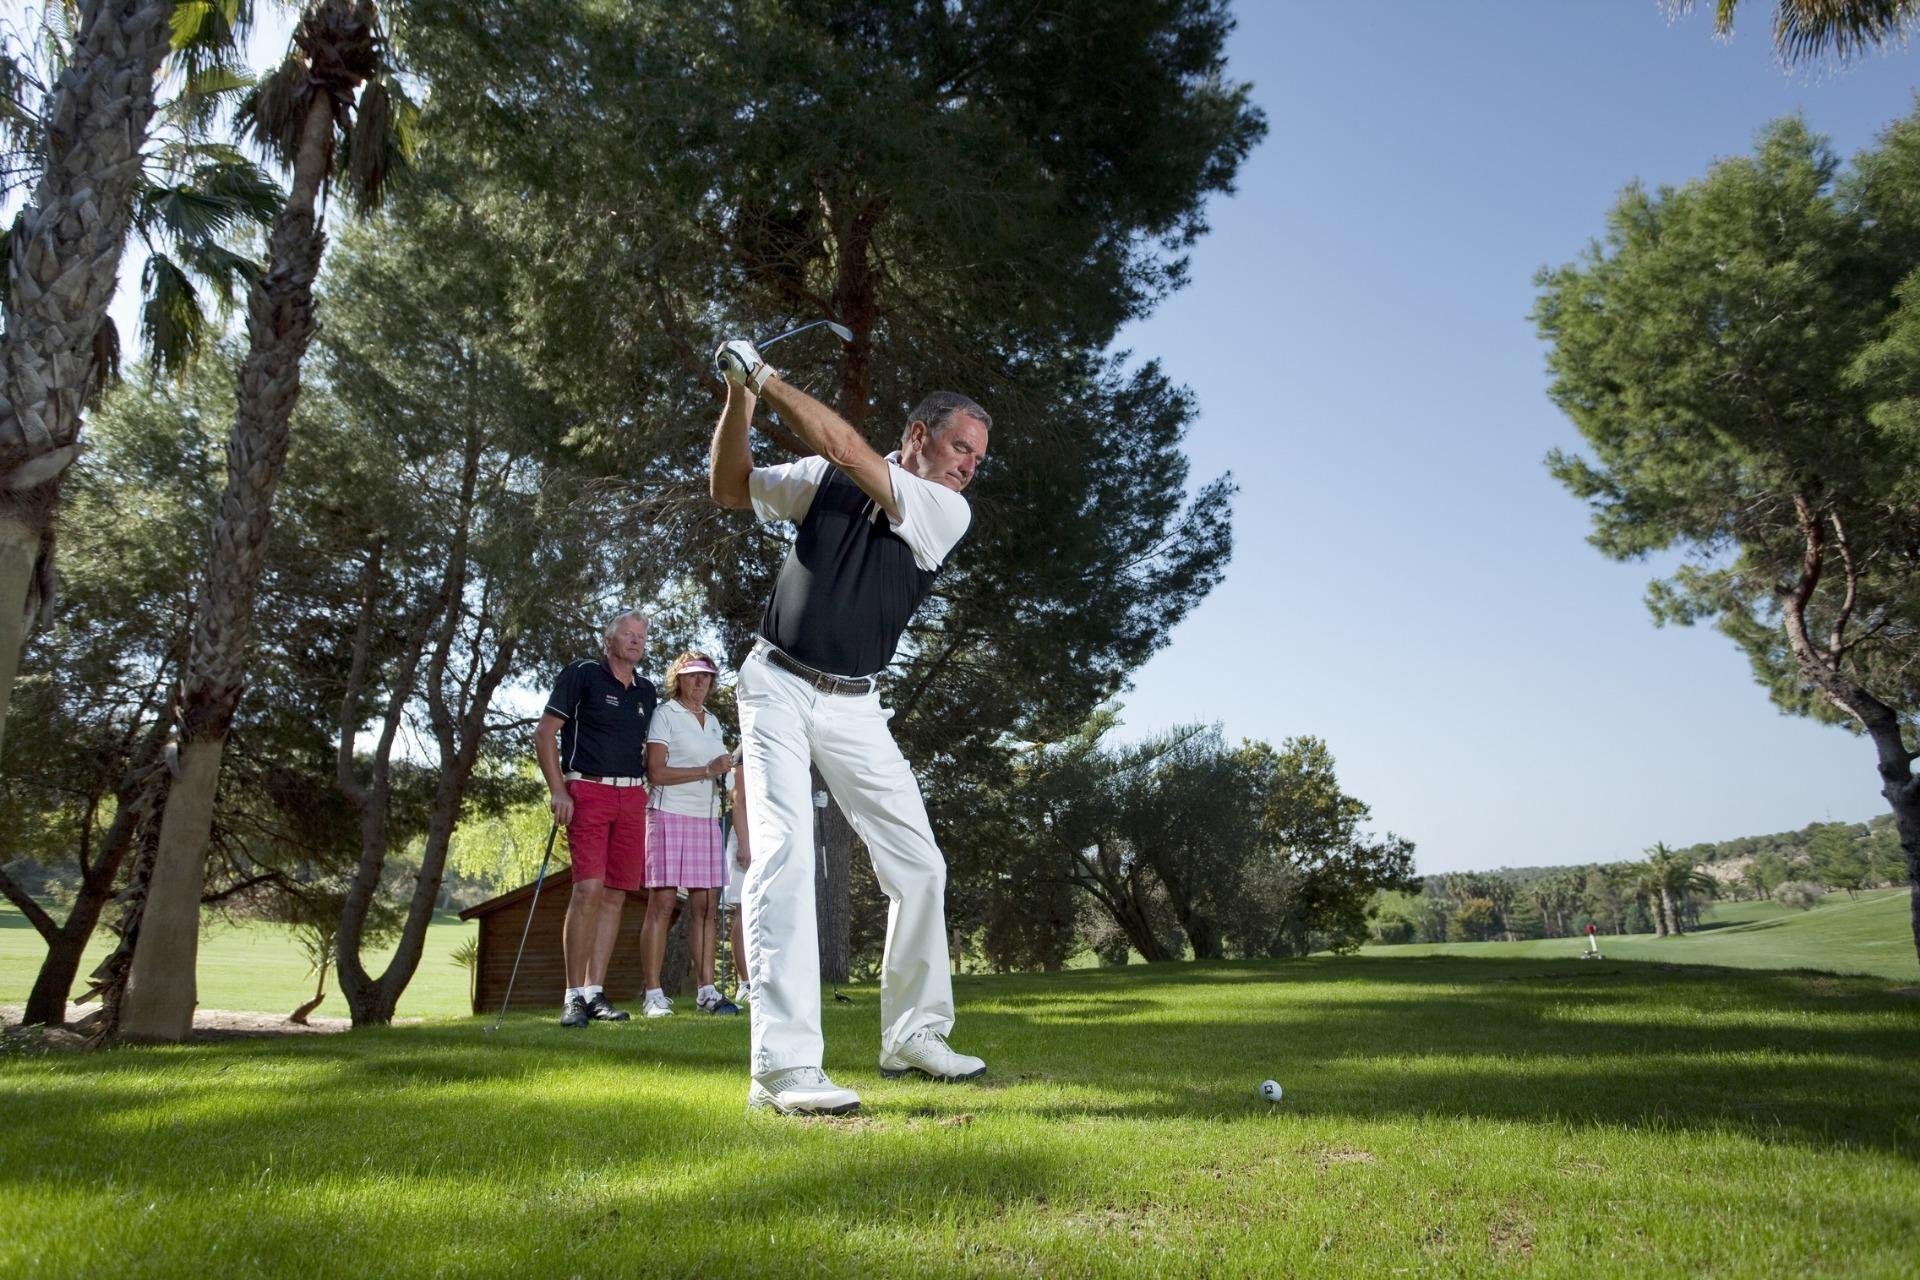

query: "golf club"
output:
485 819 560 1034
712 318 855 384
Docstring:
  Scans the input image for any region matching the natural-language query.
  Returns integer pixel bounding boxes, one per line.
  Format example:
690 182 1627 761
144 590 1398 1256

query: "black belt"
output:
754 639 875 696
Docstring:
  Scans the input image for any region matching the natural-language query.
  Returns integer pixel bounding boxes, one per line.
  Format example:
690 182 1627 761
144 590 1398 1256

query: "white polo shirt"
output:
645 699 728 817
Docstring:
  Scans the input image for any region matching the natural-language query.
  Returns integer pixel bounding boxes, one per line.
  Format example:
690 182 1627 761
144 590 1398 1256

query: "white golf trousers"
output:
736 648 956 1075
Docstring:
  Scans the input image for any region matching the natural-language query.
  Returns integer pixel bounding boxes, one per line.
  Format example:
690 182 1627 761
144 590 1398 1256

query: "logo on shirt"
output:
603 694 621 706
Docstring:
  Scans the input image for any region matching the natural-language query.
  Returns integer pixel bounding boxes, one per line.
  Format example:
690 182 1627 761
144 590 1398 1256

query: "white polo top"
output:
645 698 728 817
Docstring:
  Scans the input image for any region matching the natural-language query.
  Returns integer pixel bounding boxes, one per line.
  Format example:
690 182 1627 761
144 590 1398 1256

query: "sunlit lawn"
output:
0 904 475 1019
3 953 1917 1278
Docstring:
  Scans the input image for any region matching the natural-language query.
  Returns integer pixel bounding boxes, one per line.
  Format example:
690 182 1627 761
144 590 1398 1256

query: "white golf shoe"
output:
642 991 673 1019
747 1067 862 1116
878 1029 986 1082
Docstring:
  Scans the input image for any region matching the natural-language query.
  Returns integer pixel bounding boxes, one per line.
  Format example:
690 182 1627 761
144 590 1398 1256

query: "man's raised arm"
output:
709 380 757 509
715 339 900 522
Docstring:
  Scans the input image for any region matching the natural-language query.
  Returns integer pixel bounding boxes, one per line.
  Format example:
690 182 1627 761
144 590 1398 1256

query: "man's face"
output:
903 415 989 493
606 618 647 664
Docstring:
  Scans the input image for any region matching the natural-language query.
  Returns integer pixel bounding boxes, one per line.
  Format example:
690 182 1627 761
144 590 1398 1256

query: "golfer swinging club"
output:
711 336 989 1115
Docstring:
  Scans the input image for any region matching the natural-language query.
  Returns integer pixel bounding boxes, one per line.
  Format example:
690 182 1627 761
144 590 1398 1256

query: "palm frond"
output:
0 21 50 179
162 56 257 133
0 217 11 309
1776 0 1919 61
168 0 255 82
140 252 208 380
341 74 414 213
1679 0 1920 60
241 51 312 167
137 179 245 244
197 156 284 225
87 315 121 408
173 237 261 309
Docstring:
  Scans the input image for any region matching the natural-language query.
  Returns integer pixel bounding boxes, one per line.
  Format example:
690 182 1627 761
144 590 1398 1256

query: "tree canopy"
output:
1535 110 1920 960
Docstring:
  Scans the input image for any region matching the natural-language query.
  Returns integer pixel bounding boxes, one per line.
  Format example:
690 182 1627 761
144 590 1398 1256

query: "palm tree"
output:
0 0 178 764
1644 843 1718 937
116 0 409 1042
1679 1 1920 62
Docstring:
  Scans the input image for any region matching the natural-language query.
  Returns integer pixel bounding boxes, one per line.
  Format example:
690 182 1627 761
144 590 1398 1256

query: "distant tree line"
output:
1369 817 1902 945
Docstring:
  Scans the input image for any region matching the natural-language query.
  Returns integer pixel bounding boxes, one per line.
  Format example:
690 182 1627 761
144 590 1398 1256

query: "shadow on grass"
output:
2 951 1915 1229
942 955 1920 1159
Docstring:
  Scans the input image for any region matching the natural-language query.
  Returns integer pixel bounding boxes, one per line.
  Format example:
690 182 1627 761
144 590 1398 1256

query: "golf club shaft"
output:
489 819 559 1031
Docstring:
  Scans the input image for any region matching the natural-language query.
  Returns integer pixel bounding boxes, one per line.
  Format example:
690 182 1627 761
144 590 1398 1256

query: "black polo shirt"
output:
544 659 657 777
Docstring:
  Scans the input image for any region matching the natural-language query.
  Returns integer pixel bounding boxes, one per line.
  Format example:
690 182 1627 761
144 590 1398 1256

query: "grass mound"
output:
3 955 1916 1277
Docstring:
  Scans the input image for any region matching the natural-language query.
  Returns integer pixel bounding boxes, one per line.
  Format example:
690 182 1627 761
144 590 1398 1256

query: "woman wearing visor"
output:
638 650 740 1016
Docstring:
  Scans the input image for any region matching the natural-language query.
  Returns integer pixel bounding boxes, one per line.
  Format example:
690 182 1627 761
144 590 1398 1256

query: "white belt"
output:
565 772 647 788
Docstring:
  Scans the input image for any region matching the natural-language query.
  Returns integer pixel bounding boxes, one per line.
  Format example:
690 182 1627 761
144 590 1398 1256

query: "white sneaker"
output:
747 1067 861 1115
735 982 752 1004
878 1029 986 1082
643 992 674 1019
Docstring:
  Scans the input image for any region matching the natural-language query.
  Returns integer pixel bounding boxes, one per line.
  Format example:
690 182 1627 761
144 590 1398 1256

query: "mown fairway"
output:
1369 888 1920 983
3 954 1917 1279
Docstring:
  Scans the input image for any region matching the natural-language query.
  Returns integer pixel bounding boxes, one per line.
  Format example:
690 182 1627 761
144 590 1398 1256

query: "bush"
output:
1370 917 1415 945
1772 880 1822 911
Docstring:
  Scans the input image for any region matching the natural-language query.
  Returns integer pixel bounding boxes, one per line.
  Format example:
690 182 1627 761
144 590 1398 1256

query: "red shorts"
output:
566 781 648 891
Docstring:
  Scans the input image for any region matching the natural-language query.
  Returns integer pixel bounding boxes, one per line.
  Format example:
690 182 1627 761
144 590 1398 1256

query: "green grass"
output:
1369 888 1920 983
2 955 1918 1278
0 904 476 1019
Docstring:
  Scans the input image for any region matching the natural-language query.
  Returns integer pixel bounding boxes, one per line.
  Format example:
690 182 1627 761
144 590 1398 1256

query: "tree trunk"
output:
24 928 88 1026
0 0 175 754
659 899 694 998
818 788 852 984
18 780 145 1024
1660 886 1682 937
0 514 37 760
116 93 336 1043
118 736 221 1040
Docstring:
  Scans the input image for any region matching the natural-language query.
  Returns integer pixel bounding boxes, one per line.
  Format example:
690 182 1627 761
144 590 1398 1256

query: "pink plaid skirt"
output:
644 809 725 889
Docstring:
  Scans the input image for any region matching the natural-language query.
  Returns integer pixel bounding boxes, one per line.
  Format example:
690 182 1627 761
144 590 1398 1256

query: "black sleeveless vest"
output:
760 467 947 677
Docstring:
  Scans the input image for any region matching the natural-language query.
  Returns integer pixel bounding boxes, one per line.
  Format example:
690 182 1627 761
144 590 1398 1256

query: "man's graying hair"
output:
903 391 991 447
602 610 648 649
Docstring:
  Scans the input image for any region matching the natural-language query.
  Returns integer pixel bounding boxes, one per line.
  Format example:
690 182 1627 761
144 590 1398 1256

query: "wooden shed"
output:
459 865 649 1014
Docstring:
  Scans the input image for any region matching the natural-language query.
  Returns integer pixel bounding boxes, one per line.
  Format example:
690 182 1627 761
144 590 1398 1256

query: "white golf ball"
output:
1259 1079 1283 1102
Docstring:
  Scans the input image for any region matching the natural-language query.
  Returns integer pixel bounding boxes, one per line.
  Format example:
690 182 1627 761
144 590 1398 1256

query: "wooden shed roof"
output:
458 862 575 921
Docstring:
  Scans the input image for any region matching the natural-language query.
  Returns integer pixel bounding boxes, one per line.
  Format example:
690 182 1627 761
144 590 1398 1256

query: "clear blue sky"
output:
1108 4 1919 874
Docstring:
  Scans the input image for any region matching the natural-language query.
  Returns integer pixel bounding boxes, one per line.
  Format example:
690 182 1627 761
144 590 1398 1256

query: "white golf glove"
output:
715 339 776 395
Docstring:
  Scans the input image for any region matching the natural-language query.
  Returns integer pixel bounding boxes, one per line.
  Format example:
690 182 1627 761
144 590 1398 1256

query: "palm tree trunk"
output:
117 736 220 1040
1661 886 1682 937
0 514 37 754
0 0 175 756
116 93 337 1042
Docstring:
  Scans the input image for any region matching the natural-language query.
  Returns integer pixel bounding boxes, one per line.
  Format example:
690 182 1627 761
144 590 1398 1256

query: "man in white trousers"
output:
710 336 990 1115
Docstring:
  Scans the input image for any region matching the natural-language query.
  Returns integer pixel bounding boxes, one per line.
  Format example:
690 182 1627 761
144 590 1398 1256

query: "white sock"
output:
582 985 602 1001
646 987 665 1001
698 984 718 1001
567 986 584 1002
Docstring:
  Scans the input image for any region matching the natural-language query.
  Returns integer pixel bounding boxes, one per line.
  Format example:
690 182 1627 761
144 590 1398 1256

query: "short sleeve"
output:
544 662 585 720
645 703 672 746
749 455 834 524
887 462 972 571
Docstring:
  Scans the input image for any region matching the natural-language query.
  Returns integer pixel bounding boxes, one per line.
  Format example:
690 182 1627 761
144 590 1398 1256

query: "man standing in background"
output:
534 611 657 1027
